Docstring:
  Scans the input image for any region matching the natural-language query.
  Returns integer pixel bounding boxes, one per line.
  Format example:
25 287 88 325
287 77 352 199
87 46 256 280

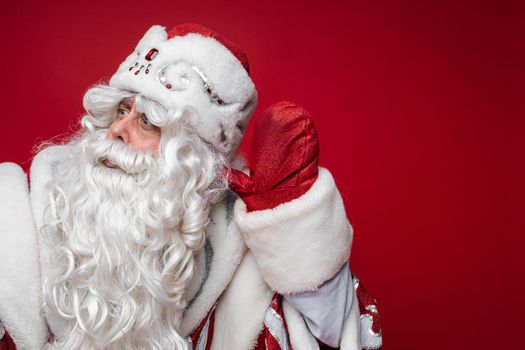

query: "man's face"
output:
106 97 161 156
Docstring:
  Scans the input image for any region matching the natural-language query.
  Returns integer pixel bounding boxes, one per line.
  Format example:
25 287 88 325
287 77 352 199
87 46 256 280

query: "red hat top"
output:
167 23 250 74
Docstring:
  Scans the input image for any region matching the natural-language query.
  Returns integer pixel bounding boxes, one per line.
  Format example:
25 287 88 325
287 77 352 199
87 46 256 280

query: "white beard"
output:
42 129 224 350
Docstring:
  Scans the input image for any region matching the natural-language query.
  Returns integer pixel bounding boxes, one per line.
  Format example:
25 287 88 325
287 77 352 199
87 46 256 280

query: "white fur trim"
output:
110 25 257 155
180 194 247 337
339 284 362 350
234 167 353 294
135 25 168 52
0 163 47 349
183 243 206 308
211 252 273 350
0 321 5 339
283 300 320 350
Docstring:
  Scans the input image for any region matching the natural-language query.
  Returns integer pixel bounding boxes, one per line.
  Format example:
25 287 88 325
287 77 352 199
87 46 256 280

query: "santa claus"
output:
0 24 382 350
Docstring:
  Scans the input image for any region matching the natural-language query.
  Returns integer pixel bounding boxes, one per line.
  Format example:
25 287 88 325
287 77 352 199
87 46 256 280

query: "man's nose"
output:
106 112 134 144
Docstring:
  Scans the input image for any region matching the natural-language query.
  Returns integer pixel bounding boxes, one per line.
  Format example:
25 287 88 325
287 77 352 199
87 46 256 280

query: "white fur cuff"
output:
234 167 353 294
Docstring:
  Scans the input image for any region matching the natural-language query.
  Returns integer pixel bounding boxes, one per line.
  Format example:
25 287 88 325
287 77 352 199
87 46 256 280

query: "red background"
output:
1 0 524 349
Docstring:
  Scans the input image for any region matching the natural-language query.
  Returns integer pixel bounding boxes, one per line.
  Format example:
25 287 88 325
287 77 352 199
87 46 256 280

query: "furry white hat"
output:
109 23 257 156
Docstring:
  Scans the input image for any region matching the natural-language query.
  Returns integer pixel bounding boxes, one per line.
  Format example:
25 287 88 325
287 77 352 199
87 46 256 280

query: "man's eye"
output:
118 108 129 117
140 115 152 126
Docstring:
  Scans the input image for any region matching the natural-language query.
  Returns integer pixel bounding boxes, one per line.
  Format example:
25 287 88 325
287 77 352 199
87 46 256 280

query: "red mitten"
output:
228 101 319 212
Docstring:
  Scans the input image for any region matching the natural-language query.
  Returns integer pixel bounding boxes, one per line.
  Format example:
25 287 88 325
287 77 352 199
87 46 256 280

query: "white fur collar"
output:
0 162 48 349
180 191 247 337
211 251 273 350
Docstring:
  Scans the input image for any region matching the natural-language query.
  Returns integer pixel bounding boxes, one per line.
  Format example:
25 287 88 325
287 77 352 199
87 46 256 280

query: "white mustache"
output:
86 138 156 175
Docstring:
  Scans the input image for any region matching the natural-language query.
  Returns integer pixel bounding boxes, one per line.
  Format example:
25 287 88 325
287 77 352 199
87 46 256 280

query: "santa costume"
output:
0 24 382 350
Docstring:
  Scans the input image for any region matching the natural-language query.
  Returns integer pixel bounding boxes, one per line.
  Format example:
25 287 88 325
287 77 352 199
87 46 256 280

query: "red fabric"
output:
254 330 284 350
189 312 208 346
253 294 292 350
167 23 250 73
0 332 17 350
228 101 319 212
191 293 293 350
355 279 382 336
189 305 216 350
204 311 215 350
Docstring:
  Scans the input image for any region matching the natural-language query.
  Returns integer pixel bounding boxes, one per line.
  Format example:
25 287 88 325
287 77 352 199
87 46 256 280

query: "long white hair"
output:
42 85 228 349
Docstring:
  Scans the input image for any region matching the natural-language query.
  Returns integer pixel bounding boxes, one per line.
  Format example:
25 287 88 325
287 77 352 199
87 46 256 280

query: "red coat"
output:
0 146 381 349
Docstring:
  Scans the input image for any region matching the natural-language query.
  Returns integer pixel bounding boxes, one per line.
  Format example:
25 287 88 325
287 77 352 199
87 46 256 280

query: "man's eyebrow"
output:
119 98 133 108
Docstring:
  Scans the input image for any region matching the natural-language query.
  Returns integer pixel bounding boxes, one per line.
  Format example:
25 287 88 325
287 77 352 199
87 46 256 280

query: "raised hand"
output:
228 101 320 212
